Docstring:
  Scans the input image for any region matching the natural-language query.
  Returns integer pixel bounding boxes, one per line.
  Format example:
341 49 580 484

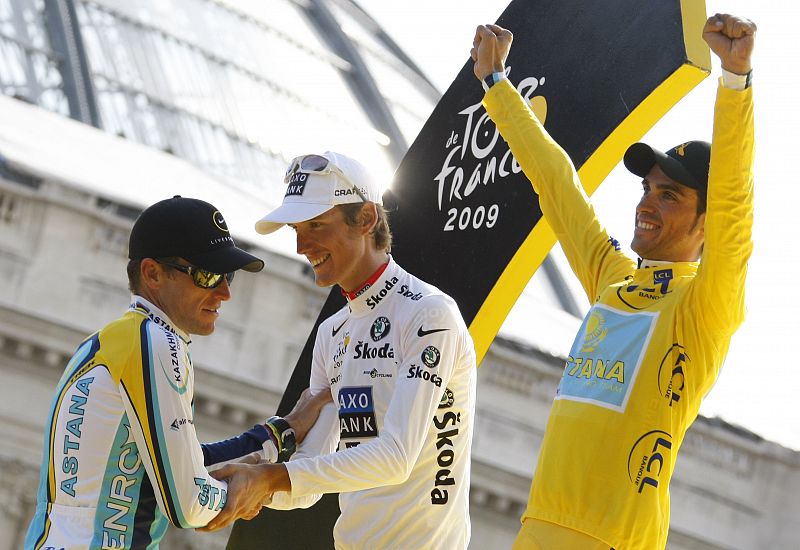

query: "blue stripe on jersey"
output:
26 334 101 549
139 319 186 526
91 414 147 549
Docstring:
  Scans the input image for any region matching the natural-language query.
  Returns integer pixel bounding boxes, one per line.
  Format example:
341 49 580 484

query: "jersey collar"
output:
341 261 389 301
346 256 401 317
130 295 191 343
638 257 699 270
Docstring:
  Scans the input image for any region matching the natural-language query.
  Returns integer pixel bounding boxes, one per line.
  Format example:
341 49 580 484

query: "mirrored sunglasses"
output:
156 260 234 289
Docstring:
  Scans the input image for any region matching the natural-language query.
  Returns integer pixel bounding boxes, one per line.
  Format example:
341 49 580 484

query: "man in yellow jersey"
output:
471 13 755 550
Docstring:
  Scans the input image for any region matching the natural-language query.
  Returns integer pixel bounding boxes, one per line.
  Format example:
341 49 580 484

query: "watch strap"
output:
265 416 297 463
482 71 507 92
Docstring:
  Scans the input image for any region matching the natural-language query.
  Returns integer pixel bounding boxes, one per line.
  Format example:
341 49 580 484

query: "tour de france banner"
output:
229 0 710 547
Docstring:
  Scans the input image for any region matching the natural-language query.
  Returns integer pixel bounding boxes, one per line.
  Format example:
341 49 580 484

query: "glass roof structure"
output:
0 0 583 322
1 0 440 198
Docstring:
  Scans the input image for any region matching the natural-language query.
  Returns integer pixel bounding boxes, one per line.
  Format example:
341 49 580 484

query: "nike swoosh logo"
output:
332 320 347 337
417 326 449 337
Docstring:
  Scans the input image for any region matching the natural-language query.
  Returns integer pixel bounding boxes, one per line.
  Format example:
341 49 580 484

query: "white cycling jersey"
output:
272 257 477 550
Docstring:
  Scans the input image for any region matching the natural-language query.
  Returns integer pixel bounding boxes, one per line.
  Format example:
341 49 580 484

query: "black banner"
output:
228 1 708 547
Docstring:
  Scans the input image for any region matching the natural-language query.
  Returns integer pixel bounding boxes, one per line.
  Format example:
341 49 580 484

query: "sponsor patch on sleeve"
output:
337 386 378 445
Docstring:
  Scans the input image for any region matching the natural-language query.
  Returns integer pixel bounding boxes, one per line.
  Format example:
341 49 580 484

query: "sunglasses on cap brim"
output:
284 154 368 202
156 259 234 289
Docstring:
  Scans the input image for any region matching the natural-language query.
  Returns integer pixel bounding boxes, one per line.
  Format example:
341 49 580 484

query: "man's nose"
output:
637 193 657 214
213 277 232 301
296 230 310 255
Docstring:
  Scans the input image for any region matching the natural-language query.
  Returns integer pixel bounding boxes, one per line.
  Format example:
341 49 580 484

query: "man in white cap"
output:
201 152 478 549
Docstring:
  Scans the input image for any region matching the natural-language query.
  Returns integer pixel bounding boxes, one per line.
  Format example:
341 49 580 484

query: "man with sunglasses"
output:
26 196 331 549
201 152 477 549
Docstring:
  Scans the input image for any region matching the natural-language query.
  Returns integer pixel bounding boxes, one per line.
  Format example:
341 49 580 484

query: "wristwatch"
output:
265 416 297 463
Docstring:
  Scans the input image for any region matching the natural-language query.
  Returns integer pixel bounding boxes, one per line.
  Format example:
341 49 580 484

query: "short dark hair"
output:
696 189 707 216
127 258 142 294
126 256 182 294
339 203 392 252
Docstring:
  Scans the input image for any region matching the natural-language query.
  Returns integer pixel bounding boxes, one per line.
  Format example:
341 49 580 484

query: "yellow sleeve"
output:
483 79 634 303
690 83 754 335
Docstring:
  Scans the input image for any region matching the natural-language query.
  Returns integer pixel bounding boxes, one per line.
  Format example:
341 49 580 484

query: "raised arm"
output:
471 24 634 302
691 14 756 335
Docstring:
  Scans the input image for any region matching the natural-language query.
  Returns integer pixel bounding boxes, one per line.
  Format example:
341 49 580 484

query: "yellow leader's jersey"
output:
484 78 753 549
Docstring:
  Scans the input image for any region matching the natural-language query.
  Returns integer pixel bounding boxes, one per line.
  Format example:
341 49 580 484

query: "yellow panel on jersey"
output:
484 80 754 549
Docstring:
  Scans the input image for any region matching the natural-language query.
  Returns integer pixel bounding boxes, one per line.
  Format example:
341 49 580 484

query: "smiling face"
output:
290 205 385 292
631 164 706 262
139 258 231 335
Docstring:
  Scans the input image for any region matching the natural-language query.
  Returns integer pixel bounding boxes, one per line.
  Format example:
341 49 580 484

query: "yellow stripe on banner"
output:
682 0 712 73
469 48 710 366
470 219 556 365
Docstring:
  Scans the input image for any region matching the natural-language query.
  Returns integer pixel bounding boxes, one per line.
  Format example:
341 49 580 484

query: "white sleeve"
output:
267 403 338 509
119 323 227 528
284 297 465 497
268 326 339 509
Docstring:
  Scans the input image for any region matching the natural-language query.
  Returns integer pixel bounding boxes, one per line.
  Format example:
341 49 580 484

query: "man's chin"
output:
630 237 655 259
192 325 216 337
314 277 335 289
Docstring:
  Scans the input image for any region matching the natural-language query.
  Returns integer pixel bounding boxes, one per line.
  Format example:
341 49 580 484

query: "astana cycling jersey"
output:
26 297 272 550
484 79 753 549
271 258 477 550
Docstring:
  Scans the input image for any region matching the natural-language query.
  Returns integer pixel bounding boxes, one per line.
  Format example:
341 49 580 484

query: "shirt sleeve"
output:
284 296 468 498
201 424 272 466
268 323 339 510
483 78 635 302
689 82 755 336
267 403 338 510
118 321 227 528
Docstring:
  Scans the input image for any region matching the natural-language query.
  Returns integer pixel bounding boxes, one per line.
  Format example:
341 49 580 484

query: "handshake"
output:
200 388 333 532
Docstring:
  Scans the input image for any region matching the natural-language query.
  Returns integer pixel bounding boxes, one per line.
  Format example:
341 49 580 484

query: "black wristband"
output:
482 71 506 92
265 416 297 463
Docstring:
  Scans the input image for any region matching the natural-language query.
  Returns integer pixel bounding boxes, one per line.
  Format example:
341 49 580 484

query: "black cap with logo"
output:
129 196 264 273
623 140 711 195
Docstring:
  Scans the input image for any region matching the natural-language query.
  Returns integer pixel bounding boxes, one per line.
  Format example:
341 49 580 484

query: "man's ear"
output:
694 212 706 237
139 258 165 290
359 203 379 235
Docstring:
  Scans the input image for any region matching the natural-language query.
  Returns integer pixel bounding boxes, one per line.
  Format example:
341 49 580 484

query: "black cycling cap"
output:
623 140 711 195
129 196 264 273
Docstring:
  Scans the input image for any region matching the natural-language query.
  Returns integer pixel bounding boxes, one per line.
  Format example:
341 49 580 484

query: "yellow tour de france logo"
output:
581 309 608 353
212 211 229 232
673 142 690 157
